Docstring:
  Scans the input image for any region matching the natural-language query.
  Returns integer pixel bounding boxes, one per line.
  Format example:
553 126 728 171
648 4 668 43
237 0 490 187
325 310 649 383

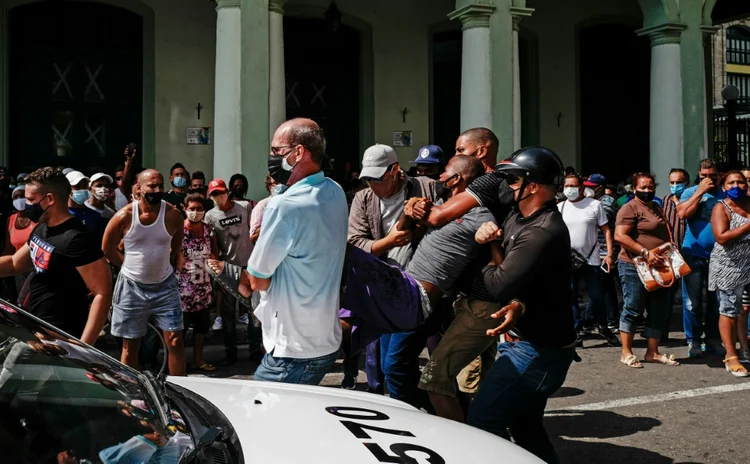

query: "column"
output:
240 0 270 201
510 7 533 150
269 0 286 139
449 4 495 132
637 23 687 197
213 0 242 182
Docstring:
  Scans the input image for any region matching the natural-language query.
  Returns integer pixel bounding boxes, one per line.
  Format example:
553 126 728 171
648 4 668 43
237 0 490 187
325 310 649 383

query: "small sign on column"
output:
187 127 211 145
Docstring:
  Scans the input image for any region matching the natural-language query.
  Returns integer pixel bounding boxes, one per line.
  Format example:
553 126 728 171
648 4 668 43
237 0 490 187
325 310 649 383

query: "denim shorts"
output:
111 273 184 339
717 287 744 318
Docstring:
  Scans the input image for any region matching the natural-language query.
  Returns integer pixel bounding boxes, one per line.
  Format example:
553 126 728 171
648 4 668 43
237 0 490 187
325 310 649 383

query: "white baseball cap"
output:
90 172 114 185
65 170 89 187
359 144 398 179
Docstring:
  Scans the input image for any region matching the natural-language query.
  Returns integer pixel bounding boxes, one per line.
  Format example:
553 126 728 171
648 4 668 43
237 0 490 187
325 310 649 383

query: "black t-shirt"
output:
482 201 577 348
459 173 512 301
27 218 104 336
163 191 188 212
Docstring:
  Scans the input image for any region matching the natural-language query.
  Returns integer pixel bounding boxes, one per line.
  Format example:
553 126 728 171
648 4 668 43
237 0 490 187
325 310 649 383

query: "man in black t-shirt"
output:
0 167 112 344
163 162 189 212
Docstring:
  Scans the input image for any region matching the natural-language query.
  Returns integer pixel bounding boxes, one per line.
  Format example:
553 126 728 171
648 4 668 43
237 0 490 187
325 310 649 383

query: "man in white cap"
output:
86 173 116 220
65 170 106 240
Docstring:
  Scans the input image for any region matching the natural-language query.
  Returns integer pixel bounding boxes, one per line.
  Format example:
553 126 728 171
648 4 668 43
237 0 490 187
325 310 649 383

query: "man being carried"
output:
103 169 186 376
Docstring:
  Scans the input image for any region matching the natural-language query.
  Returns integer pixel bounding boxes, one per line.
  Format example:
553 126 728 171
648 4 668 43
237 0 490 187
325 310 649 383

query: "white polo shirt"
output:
247 171 347 359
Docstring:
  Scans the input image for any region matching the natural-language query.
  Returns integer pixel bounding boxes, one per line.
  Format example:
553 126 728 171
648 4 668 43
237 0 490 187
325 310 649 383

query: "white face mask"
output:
563 187 580 201
13 198 26 211
93 186 110 201
186 210 205 222
584 187 595 198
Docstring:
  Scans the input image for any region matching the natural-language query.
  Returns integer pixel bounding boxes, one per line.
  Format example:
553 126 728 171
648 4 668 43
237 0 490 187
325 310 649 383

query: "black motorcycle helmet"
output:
496 146 565 186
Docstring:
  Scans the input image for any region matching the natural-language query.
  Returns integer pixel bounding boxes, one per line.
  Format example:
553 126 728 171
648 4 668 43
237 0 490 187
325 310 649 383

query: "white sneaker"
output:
237 313 250 325
688 341 703 358
212 316 223 331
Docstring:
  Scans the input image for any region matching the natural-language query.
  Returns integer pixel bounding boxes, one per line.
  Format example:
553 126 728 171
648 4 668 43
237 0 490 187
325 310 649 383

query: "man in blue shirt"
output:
66 170 107 241
678 159 725 358
246 118 347 385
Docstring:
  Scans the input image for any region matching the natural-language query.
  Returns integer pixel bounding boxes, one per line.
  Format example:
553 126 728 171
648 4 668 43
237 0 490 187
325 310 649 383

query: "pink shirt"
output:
249 195 272 237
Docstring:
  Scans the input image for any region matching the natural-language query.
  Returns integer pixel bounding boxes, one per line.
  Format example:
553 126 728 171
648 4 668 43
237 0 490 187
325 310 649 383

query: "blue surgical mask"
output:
272 184 288 196
70 190 90 205
173 176 187 188
726 186 747 201
670 183 687 197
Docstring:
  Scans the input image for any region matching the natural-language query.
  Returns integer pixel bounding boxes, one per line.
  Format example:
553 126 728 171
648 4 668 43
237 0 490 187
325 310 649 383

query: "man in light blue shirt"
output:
677 159 725 358
247 118 347 385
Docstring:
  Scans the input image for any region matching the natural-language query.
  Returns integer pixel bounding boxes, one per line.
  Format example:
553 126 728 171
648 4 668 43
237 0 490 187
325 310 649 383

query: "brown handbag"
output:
631 205 692 292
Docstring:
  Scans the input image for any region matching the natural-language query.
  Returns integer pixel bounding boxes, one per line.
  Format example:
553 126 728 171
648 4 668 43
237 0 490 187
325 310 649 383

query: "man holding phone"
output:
558 173 619 347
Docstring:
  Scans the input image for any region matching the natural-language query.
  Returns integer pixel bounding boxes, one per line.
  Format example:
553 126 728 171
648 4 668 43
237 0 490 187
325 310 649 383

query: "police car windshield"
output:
0 300 191 463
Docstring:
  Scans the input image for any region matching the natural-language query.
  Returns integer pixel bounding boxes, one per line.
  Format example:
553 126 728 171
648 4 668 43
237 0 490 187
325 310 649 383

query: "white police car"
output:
0 301 542 463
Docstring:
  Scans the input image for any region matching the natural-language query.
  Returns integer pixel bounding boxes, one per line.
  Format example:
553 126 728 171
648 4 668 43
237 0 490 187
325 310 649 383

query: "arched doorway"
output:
284 17 360 182
579 23 650 183
8 0 143 174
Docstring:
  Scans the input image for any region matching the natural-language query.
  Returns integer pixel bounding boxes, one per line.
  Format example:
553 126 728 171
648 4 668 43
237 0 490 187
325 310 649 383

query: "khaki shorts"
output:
456 344 497 394
418 297 500 397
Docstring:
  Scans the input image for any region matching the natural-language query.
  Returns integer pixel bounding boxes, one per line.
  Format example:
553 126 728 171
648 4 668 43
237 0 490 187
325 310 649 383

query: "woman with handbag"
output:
614 172 680 368
709 171 750 377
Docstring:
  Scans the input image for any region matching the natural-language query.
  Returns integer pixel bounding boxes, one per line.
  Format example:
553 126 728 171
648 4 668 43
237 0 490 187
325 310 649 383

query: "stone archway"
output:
0 0 155 169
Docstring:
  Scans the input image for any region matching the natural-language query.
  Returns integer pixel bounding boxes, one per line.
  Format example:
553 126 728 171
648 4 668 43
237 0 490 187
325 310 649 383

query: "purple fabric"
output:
340 246 423 355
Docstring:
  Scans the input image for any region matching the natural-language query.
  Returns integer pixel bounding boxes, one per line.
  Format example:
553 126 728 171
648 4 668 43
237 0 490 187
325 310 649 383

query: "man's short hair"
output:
184 193 206 207
24 167 71 199
450 155 484 184
459 127 499 148
229 173 248 189
170 163 187 176
699 159 716 171
564 173 583 186
286 122 327 165
191 171 206 182
115 165 124 173
669 168 689 181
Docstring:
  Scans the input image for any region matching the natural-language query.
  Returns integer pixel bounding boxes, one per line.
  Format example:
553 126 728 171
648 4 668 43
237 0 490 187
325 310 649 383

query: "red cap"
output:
207 179 228 196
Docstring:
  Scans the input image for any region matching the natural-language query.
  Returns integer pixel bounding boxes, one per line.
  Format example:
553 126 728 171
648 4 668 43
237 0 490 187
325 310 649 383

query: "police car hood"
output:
168 376 543 463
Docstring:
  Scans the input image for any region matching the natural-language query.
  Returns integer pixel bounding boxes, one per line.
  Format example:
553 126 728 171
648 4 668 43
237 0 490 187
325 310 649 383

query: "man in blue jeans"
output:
678 159 725 358
469 147 577 464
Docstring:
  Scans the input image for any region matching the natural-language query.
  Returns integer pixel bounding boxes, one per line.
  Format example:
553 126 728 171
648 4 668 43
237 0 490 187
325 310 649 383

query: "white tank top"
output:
120 200 174 284
115 188 129 210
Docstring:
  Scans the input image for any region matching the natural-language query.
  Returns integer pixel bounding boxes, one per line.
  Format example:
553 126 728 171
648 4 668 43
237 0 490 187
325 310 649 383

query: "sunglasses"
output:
498 172 526 185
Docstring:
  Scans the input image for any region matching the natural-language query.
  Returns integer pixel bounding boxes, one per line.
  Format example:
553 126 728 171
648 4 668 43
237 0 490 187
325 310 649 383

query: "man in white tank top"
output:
103 169 187 376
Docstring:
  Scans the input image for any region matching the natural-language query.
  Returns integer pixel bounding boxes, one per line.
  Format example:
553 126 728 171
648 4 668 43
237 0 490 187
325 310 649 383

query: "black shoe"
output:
248 349 264 363
216 354 238 367
341 375 356 390
599 326 621 346
575 337 584 348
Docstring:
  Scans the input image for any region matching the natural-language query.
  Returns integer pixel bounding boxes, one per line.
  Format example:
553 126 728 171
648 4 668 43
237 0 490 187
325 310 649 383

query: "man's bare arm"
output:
77 258 113 345
423 191 480 228
0 244 33 277
102 209 127 267
166 208 184 269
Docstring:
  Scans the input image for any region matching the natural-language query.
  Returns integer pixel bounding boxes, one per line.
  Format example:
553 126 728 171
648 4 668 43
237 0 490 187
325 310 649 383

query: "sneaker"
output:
688 341 703 358
341 375 356 390
599 325 621 346
704 339 726 357
212 316 223 331
237 313 250 325
607 324 620 335
739 349 750 364
575 337 584 348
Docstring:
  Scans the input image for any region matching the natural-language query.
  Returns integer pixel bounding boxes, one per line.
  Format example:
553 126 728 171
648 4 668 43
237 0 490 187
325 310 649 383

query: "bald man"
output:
103 169 186 376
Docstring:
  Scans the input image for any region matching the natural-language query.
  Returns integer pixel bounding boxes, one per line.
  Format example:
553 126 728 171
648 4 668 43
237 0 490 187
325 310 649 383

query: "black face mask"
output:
435 174 457 198
231 188 247 200
635 190 655 203
25 200 47 223
268 157 291 185
498 178 516 210
144 191 164 205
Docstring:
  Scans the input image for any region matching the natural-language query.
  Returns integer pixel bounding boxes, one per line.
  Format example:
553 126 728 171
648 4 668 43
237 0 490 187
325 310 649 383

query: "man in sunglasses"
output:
677 158 725 358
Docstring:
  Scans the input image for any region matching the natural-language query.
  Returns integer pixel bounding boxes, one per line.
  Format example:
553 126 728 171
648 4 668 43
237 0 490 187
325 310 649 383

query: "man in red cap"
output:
204 178 257 366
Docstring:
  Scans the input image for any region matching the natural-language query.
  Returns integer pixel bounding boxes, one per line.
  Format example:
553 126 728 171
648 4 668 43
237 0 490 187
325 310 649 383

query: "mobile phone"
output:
600 262 610 274
126 143 137 157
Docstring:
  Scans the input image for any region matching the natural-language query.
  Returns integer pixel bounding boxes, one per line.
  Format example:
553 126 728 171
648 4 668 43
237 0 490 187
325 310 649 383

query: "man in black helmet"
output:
468 147 577 464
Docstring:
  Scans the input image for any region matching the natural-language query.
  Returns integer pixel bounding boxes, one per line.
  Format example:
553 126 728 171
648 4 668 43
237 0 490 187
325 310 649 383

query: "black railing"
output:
727 30 750 65
713 109 750 166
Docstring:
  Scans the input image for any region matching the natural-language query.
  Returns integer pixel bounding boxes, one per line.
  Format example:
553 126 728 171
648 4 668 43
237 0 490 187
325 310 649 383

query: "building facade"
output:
0 0 748 199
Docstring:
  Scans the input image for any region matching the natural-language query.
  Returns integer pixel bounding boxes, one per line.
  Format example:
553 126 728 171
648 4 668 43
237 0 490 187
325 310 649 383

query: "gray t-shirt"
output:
204 201 254 266
380 185 414 269
406 206 496 294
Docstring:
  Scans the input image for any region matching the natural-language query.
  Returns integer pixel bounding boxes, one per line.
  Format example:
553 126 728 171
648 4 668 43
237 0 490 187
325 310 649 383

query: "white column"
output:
268 0 286 139
510 7 533 150
449 5 495 131
638 24 686 197
213 0 242 181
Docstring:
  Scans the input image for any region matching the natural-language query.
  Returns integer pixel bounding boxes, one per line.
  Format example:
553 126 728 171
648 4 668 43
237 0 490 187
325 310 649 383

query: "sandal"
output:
191 362 216 372
620 354 643 368
644 353 680 366
723 356 749 378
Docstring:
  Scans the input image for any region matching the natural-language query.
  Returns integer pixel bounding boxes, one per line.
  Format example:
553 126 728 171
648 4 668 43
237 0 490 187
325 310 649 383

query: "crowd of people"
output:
0 117 749 463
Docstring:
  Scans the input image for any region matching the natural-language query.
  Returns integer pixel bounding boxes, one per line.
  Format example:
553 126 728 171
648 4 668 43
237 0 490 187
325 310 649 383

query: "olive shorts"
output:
419 296 500 397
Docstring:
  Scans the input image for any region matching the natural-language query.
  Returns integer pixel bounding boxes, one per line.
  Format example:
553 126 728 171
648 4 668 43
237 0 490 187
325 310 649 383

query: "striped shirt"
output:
662 194 686 249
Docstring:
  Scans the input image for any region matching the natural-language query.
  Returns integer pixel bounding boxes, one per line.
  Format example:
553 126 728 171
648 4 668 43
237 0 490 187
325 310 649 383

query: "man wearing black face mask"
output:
103 169 186 376
0 167 112 345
